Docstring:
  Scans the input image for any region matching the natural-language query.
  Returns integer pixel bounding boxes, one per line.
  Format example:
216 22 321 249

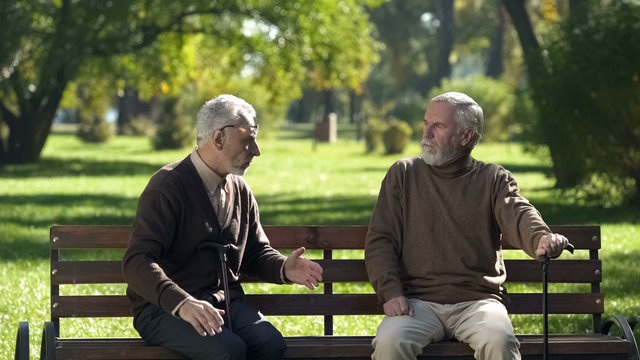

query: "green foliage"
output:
151 98 195 150
121 114 156 137
363 117 387 153
529 2 640 200
75 81 114 143
428 75 516 143
0 0 381 163
76 116 114 143
382 119 412 154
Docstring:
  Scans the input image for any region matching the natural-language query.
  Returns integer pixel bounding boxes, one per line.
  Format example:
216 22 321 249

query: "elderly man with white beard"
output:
364 92 571 360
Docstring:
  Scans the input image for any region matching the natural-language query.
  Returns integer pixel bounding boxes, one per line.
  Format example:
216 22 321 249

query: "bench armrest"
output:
15 321 29 360
601 315 639 360
40 322 56 360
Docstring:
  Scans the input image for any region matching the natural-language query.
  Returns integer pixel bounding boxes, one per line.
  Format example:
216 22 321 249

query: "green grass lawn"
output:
1 124 639 358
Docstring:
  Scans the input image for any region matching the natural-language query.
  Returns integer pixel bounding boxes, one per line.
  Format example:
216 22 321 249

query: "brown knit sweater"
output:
365 151 550 306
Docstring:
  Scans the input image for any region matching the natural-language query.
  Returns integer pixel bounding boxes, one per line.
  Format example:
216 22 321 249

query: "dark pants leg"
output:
134 301 285 360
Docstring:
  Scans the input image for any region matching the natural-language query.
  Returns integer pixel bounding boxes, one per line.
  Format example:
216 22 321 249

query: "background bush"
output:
364 117 387 153
529 2 640 201
152 97 195 150
382 119 412 154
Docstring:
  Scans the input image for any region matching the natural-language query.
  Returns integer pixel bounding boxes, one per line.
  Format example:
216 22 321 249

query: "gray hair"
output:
431 91 484 149
196 94 256 145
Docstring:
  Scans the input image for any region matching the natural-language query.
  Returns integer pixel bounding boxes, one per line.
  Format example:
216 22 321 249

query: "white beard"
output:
421 139 460 166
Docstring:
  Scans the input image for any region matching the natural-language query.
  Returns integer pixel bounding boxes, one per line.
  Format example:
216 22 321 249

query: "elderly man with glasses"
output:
123 94 323 360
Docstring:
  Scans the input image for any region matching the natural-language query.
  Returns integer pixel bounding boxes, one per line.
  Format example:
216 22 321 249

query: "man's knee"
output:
249 327 286 359
195 333 247 360
473 331 520 360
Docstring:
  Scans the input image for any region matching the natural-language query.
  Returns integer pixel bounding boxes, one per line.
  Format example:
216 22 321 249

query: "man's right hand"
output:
383 296 414 317
177 298 226 336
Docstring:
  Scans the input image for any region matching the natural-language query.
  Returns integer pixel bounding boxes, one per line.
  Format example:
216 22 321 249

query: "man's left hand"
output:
284 247 323 290
535 233 569 259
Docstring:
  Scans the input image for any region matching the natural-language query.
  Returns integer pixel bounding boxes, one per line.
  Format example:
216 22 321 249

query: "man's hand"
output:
177 298 226 336
383 296 414 317
284 247 323 290
535 232 569 259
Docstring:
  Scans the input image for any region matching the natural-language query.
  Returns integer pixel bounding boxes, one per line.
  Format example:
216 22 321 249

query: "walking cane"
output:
198 242 233 332
540 243 574 360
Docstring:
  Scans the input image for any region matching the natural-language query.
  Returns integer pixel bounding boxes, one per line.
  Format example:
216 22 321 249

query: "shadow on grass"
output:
499 162 552 174
1 238 50 260
601 250 640 299
257 193 376 225
1 193 137 228
529 200 640 225
0 157 164 178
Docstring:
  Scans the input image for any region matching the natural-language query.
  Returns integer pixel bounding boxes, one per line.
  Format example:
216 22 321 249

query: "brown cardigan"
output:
123 155 286 317
365 152 550 306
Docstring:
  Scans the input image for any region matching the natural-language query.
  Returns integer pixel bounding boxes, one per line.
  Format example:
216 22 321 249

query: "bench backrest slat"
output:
50 225 601 250
51 259 601 285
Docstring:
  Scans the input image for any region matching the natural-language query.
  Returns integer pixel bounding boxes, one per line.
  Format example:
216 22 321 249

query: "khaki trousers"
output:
371 298 520 360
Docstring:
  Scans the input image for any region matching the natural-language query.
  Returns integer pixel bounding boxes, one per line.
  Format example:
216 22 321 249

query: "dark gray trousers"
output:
134 300 286 360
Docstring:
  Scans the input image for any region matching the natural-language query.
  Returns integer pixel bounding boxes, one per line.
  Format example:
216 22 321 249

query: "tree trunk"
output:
486 4 506 78
434 0 454 87
4 111 56 164
503 0 583 188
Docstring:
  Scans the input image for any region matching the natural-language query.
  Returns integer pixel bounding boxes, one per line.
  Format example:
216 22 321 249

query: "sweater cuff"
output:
171 296 195 318
280 259 293 284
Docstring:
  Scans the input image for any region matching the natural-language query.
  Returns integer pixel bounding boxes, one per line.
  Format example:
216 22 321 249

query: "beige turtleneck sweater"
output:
365 151 550 306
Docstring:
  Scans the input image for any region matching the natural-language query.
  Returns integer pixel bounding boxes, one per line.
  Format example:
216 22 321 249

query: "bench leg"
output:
602 315 639 360
15 321 29 360
40 322 56 360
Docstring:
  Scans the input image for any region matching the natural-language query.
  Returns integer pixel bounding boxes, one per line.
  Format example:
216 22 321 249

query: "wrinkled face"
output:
221 118 261 176
421 101 463 166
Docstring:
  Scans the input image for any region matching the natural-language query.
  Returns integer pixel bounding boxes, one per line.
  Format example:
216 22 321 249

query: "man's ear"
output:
460 128 475 147
212 130 225 150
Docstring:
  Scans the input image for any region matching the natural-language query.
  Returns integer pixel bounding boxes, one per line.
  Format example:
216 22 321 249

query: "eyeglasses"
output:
218 124 259 135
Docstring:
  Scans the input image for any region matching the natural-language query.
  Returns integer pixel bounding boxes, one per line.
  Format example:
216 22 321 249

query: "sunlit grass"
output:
1 125 638 358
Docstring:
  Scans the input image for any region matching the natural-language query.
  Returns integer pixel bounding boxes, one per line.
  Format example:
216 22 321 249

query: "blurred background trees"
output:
1 0 639 203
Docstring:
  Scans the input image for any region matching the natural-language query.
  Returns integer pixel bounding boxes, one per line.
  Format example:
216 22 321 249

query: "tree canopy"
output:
0 0 381 164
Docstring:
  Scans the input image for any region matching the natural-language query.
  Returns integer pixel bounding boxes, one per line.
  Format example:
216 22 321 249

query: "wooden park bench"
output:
15 224 639 359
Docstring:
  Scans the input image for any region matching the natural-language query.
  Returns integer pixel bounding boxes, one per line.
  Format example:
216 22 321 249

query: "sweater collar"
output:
427 149 474 178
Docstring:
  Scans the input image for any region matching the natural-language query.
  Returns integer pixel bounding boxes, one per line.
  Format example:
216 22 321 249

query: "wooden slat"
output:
504 259 601 283
51 225 131 249
52 292 604 318
502 225 601 250
52 258 601 285
50 225 600 250
507 293 604 314
52 261 123 284
54 334 631 359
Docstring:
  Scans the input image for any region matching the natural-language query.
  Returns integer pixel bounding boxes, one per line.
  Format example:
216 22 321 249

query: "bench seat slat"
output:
52 293 604 318
54 334 631 359
52 259 601 284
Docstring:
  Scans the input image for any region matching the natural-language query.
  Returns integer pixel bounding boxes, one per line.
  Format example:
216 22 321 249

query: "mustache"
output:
421 139 433 148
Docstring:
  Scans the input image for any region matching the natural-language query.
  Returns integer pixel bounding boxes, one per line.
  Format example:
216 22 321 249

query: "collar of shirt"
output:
190 148 228 194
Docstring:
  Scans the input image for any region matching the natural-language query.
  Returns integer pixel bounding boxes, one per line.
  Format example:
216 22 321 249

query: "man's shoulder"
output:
391 155 424 171
146 156 193 191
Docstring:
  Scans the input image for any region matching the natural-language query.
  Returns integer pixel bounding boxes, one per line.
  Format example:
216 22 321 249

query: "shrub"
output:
382 119 412 154
364 117 387 153
152 97 195 150
121 114 156 137
77 115 114 143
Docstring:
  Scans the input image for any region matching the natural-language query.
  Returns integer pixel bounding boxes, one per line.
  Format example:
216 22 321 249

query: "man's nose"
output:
423 125 434 139
250 140 261 157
